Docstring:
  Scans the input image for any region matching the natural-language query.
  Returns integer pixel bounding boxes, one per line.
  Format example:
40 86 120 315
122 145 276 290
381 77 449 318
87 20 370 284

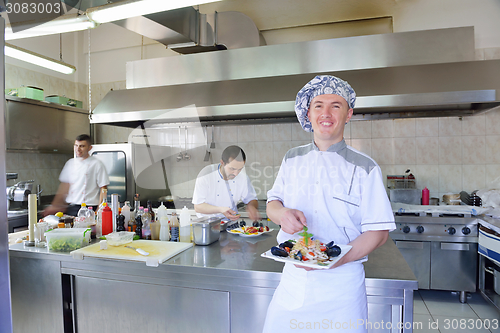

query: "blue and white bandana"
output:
295 75 356 132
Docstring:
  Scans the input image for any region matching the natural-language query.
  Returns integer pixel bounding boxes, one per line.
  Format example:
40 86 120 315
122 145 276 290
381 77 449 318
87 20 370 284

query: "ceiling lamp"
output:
87 0 222 24
5 43 76 74
5 14 96 40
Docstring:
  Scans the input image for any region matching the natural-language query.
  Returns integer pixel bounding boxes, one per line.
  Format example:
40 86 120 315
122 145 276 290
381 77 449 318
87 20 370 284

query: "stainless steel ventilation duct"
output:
91 26 500 126
112 6 264 54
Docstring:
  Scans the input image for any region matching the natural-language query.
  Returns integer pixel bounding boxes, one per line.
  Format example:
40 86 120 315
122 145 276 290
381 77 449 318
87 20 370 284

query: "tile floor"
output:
414 290 500 333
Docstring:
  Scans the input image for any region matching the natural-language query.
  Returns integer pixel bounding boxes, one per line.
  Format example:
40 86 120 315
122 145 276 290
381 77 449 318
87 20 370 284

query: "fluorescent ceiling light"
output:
5 14 96 40
5 43 76 74
87 0 222 24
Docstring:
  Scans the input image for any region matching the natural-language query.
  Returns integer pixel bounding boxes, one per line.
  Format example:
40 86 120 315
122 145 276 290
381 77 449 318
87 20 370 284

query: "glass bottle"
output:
141 208 151 240
147 200 155 222
170 212 179 242
122 201 131 231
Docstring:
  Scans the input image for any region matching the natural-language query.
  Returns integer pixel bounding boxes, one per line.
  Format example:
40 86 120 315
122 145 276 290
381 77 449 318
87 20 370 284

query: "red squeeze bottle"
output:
102 204 113 235
422 187 430 205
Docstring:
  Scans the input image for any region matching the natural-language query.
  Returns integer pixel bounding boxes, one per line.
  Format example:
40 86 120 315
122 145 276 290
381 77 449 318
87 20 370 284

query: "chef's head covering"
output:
295 75 356 132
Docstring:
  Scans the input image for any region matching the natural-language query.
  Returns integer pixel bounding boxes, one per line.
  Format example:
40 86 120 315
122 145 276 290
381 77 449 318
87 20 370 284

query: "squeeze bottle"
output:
179 206 191 242
101 204 113 236
422 187 430 205
157 202 170 241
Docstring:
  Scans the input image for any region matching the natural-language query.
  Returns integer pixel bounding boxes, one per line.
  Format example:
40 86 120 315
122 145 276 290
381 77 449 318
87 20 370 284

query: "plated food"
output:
261 227 351 269
228 225 273 237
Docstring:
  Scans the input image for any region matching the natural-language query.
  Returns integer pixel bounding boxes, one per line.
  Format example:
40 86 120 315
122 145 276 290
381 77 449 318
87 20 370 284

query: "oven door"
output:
395 240 431 289
430 242 478 292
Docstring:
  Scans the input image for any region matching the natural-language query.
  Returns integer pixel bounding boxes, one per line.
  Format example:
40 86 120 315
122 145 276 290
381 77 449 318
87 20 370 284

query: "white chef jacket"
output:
263 139 395 332
192 163 257 219
59 156 109 206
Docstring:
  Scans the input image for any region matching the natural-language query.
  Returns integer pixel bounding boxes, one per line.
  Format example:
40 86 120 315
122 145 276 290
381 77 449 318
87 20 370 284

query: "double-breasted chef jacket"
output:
263 139 395 332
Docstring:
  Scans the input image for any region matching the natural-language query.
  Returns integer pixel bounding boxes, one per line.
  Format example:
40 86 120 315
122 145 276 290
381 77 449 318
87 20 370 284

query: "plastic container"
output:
105 231 135 246
45 228 91 252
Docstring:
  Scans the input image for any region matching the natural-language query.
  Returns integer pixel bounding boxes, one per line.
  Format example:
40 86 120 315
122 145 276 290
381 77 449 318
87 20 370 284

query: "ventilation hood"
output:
112 6 264 54
91 27 500 127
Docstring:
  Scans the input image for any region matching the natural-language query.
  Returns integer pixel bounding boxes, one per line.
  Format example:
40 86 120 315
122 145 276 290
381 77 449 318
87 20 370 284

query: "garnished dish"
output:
228 225 273 237
261 227 351 269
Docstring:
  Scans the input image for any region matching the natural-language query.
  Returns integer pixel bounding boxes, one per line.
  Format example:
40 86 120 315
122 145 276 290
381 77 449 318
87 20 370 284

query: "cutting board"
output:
71 240 193 267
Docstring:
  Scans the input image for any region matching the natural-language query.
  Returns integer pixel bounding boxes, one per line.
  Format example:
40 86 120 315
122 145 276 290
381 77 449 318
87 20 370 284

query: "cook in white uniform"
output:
192 145 261 221
263 76 396 332
44 134 109 217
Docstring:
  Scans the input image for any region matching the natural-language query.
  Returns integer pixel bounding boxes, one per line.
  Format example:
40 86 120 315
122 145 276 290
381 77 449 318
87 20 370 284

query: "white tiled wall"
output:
5 152 73 196
95 108 500 202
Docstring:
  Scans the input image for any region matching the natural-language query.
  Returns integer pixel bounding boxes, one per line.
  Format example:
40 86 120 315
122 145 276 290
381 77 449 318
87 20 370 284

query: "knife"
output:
125 245 149 256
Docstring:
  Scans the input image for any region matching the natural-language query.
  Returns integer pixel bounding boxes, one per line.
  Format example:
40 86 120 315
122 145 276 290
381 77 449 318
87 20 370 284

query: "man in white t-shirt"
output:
192 145 261 221
44 134 109 216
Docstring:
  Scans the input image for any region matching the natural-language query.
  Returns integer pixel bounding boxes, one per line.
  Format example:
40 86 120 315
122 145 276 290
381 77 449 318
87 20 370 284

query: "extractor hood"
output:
91 27 500 127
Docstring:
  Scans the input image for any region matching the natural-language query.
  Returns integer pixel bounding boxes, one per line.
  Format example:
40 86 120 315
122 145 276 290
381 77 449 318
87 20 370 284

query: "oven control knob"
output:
448 227 456 235
416 226 424 233
462 227 471 235
402 226 410 234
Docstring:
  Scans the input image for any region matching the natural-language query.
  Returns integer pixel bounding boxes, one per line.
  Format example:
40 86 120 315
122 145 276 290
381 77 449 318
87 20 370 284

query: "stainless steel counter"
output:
10 230 417 333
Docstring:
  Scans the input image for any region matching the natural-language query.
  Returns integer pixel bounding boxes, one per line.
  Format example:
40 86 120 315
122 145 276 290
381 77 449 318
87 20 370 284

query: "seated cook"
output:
192 145 261 221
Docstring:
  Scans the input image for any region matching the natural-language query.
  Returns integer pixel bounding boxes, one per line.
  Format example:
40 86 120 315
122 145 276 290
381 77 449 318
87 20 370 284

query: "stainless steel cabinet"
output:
396 241 431 289
431 242 477 292
74 276 230 333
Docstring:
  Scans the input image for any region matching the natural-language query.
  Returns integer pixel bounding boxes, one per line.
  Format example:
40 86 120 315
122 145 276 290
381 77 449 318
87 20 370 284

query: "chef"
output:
192 145 260 221
263 76 395 332
44 134 109 217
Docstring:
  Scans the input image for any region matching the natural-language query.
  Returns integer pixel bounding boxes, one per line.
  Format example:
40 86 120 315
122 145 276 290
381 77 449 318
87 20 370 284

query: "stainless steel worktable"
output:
9 230 417 333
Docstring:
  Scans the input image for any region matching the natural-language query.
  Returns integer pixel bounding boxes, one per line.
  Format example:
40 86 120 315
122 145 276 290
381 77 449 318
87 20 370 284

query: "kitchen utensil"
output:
210 125 215 148
191 216 221 245
125 245 149 256
183 126 191 160
176 127 183 162
204 125 211 162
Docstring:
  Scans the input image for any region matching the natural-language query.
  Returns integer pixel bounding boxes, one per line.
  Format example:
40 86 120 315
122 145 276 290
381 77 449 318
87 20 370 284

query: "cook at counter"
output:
192 145 260 221
44 134 109 217
263 76 396 332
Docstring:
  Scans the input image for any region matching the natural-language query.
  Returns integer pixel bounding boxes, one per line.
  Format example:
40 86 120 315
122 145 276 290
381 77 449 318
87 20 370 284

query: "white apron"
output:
262 262 367 332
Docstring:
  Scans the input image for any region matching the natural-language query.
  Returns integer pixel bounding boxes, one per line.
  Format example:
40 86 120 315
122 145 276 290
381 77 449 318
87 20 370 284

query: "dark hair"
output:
75 134 91 144
221 145 246 163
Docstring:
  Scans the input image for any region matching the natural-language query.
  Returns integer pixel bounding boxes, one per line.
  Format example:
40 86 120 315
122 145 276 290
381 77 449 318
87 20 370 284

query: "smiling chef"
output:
263 75 396 332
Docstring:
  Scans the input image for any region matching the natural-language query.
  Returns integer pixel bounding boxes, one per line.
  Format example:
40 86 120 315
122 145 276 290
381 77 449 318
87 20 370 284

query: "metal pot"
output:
191 216 221 245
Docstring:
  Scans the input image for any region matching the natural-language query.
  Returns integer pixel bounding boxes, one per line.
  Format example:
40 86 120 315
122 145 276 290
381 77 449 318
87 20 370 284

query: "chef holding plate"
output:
263 76 396 332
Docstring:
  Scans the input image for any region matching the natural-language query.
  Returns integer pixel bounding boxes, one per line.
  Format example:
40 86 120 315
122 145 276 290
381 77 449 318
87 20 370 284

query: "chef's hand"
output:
279 208 306 234
246 205 261 221
221 207 240 221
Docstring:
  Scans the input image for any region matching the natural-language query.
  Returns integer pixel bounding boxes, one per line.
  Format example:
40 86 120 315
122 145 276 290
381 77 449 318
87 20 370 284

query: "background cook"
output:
44 134 109 217
263 75 396 332
192 145 260 221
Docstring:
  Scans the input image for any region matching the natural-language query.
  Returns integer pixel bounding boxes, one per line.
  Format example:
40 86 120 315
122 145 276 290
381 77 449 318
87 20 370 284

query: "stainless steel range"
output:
390 212 479 302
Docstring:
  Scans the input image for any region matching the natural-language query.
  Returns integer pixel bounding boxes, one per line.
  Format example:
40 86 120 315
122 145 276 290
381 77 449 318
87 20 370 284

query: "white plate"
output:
228 227 274 237
260 244 352 269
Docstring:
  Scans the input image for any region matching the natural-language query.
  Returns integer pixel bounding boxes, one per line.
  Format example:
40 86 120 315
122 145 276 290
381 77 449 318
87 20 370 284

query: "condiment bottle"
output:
170 212 179 242
179 206 191 242
157 202 170 241
141 208 152 240
101 203 113 236
135 214 143 239
422 187 430 205
147 200 155 222
116 213 126 232
122 201 131 231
